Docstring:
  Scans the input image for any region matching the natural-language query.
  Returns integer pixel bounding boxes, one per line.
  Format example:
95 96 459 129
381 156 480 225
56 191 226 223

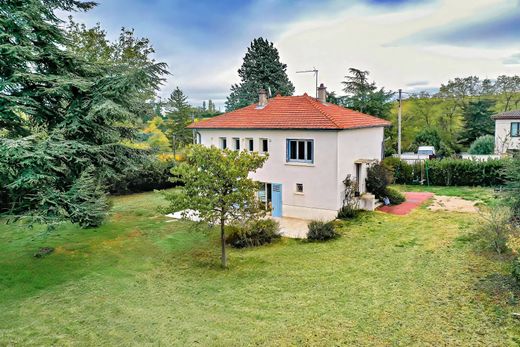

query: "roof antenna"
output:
296 67 318 98
267 86 272 98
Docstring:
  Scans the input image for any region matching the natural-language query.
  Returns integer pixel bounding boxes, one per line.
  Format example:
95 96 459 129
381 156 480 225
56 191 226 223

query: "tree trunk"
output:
220 217 227 268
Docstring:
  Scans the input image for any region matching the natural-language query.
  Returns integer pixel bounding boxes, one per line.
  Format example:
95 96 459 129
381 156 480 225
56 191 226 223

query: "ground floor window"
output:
295 183 304 193
286 139 313 163
258 182 272 210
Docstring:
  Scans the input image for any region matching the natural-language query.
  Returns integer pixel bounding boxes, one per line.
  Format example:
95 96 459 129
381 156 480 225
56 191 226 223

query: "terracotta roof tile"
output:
188 94 391 130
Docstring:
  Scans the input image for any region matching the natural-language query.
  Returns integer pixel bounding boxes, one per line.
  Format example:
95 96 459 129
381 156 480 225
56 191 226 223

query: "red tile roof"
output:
188 94 391 130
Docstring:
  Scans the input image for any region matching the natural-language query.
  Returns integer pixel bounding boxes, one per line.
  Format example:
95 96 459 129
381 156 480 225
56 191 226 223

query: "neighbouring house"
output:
493 110 520 155
188 85 391 220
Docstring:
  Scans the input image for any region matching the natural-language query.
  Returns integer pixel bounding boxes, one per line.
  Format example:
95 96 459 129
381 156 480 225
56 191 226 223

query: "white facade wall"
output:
337 127 385 203
196 127 384 220
495 119 520 154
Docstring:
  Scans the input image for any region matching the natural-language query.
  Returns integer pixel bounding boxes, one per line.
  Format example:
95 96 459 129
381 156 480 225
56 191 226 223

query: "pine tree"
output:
458 100 495 146
165 87 193 148
341 68 393 119
225 38 295 111
0 0 168 227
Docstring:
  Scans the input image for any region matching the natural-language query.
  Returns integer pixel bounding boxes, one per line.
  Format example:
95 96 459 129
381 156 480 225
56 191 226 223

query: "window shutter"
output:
286 139 290 162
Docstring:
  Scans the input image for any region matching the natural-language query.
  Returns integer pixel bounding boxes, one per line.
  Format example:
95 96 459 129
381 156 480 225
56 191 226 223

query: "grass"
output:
392 184 498 204
1 188 519 345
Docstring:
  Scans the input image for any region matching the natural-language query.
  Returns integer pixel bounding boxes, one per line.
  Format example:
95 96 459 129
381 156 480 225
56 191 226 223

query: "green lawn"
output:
1 189 519 345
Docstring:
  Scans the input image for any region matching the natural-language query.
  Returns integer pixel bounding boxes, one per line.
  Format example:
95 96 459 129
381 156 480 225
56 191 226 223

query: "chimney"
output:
258 89 268 107
317 83 327 103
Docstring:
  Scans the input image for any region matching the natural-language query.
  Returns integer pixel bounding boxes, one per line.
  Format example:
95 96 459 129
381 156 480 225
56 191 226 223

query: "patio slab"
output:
271 216 310 239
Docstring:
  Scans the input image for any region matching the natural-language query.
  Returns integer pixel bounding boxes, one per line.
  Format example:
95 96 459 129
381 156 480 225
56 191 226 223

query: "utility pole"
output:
398 88 402 158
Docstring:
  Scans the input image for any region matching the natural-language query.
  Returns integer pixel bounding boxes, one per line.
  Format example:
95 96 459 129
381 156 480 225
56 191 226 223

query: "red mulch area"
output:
377 192 434 215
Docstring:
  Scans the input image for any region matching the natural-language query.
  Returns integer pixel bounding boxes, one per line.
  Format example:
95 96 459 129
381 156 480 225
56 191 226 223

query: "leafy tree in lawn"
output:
225 37 295 111
164 145 267 267
341 68 393 119
0 0 167 227
458 100 495 147
165 87 193 148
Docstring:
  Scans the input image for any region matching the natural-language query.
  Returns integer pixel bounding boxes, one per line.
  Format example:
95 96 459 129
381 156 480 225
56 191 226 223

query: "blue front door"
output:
271 183 282 217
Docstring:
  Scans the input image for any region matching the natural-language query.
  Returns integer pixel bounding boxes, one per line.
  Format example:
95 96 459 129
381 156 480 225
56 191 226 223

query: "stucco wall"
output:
337 127 384 203
495 119 520 154
196 127 385 219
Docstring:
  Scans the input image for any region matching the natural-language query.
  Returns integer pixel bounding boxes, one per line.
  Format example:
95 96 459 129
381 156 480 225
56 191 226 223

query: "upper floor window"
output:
219 137 227 149
260 138 269 153
233 137 240 151
512 122 520 137
246 138 254 152
286 139 314 163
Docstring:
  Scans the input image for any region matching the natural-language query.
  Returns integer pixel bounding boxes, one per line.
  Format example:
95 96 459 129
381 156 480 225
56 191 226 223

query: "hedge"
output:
383 157 508 186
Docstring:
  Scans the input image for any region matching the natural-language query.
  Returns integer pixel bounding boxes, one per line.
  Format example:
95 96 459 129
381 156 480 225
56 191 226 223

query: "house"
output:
493 110 520 155
188 85 391 220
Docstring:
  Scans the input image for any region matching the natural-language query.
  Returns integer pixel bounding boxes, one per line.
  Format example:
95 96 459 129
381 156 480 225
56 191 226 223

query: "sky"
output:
67 0 520 110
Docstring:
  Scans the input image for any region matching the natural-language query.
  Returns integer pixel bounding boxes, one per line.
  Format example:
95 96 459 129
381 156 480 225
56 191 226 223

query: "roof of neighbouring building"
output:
187 94 391 130
492 110 520 120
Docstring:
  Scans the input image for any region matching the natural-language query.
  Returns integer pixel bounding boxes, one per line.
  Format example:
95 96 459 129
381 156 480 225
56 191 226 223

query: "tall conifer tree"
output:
225 38 294 111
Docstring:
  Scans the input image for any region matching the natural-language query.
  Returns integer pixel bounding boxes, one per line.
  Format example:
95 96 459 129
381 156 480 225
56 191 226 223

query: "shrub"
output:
505 153 520 224
382 157 413 184
468 135 495 155
108 155 178 195
512 258 520 285
426 158 506 186
338 174 359 219
384 187 406 205
307 220 338 241
478 206 514 254
226 219 280 248
385 158 507 187
366 162 393 199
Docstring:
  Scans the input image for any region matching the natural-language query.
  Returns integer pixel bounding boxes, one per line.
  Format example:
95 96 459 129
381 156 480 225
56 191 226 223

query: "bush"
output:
512 258 520 285
108 155 178 195
366 162 393 199
383 157 413 184
337 205 358 219
338 175 359 219
307 220 338 241
226 219 280 248
478 206 514 254
384 187 406 205
468 135 495 155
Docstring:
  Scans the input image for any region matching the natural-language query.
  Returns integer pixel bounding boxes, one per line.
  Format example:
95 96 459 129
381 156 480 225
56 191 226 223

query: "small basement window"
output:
296 183 304 193
220 137 227 149
260 138 269 153
233 137 240 150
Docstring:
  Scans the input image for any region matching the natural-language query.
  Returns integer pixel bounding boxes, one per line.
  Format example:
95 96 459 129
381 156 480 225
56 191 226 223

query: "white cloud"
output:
275 0 520 96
